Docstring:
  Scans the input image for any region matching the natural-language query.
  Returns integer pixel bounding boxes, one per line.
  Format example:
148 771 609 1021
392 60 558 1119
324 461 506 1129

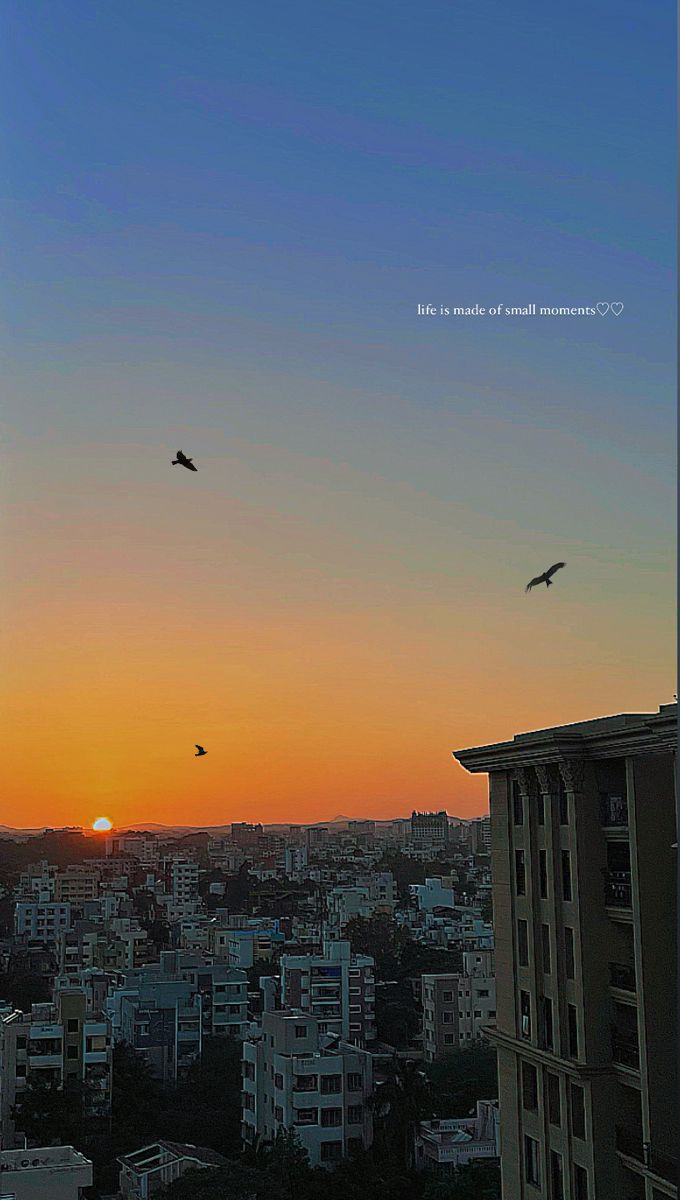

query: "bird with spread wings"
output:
195 745 207 757
172 450 198 472
525 562 566 592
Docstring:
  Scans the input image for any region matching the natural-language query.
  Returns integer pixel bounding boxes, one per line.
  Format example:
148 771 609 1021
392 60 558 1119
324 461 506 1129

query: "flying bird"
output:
172 450 198 472
195 745 207 757
525 562 566 592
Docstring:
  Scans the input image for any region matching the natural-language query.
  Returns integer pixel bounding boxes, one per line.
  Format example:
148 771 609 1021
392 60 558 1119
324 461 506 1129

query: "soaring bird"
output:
172 450 198 472
195 745 207 757
525 562 566 592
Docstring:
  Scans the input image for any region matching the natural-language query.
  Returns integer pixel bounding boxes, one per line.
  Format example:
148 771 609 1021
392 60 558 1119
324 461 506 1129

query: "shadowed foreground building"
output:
454 703 677 1200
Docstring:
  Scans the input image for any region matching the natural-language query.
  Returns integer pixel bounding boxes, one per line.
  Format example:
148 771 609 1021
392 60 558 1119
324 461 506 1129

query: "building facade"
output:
454 704 677 1200
281 940 376 1046
422 949 496 1061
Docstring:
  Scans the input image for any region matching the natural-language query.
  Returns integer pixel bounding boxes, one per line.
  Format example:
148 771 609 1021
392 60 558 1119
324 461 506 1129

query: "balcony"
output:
609 963 636 993
604 871 632 909
599 793 628 828
611 1029 639 1070
616 1126 677 1186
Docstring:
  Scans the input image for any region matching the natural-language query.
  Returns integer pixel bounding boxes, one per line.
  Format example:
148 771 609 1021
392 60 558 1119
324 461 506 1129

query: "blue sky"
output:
1 1 676 824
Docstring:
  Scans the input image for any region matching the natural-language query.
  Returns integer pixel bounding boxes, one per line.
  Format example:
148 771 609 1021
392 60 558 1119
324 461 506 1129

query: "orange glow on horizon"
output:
92 817 113 832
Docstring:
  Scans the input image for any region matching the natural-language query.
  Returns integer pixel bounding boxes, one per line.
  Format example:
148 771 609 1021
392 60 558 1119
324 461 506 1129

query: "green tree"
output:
344 915 410 980
427 1045 498 1118
372 1057 433 1169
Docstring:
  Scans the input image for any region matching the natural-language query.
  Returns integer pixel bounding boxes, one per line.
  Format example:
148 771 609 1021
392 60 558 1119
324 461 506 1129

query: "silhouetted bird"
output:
525 562 566 592
172 450 198 472
195 745 207 757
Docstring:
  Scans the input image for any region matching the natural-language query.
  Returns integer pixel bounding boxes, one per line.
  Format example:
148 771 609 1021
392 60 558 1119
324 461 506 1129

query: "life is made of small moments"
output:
416 301 624 317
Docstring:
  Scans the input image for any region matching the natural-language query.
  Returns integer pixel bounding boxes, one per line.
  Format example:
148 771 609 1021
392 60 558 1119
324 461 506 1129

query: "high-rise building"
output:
454 703 677 1200
241 1011 373 1166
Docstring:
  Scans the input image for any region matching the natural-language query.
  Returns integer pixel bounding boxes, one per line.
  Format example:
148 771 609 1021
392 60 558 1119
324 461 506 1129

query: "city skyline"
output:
2 1 675 830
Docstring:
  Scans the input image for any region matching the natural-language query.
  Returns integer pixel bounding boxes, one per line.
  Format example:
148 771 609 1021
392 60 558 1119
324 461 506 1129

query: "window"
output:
16 1037 26 1050
478 988 489 997
294 1074 318 1092
561 850 572 901
320 1141 343 1162
542 924 551 974
559 786 569 825
347 1104 363 1124
539 850 548 899
67 1019 79 1033
522 1061 538 1111
274 1073 283 1090
321 1108 342 1127
294 1108 318 1125
542 996 554 1050
565 927 575 980
570 1083 586 1139
295 1025 307 1039
515 849 526 896
567 1004 579 1058
520 991 531 1039
574 1164 589 1200
546 1072 561 1125
524 1135 541 1187
347 1073 362 1091
444 1033 454 1044
442 1011 454 1023
443 990 453 1002
518 919 529 967
320 1074 342 1094
536 792 545 825
550 1150 564 1200
66 1045 78 1060
16 1064 26 1077
513 781 524 825
274 1105 283 1122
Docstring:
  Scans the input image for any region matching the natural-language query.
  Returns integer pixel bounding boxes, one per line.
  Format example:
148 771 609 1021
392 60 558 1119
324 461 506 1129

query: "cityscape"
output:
0 700 675 1198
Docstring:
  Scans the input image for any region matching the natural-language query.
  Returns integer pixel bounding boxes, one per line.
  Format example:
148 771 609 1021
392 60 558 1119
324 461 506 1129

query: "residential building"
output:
241 1011 373 1166
410 811 449 848
0 1145 93 1199
118 1141 229 1198
422 950 496 1061
281 940 376 1046
454 703 677 1200
414 1101 500 1172
14 900 71 945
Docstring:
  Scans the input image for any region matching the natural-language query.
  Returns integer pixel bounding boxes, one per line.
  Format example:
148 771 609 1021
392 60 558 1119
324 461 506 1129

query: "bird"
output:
195 745 207 757
172 450 198 472
525 562 566 592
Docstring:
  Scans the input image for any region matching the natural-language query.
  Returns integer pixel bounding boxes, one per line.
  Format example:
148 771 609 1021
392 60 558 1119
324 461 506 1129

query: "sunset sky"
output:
2 1 675 829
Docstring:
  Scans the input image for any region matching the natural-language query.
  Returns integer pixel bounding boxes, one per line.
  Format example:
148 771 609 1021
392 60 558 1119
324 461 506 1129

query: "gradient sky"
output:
1 1 675 829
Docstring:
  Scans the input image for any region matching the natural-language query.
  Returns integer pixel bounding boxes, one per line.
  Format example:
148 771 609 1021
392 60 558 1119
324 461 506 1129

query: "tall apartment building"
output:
241 1011 373 1166
14 899 71 945
410 811 449 847
0 988 112 1148
422 949 496 1062
281 940 376 1046
54 868 100 904
454 704 677 1200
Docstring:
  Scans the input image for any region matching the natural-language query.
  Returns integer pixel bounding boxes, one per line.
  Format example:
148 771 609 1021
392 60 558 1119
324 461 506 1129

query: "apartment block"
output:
14 899 71 945
422 949 496 1061
281 940 376 1046
0 1145 93 1200
454 703 677 1200
241 1011 373 1166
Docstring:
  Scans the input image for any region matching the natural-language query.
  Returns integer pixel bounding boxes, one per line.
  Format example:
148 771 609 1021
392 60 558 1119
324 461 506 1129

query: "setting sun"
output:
92 817 113 832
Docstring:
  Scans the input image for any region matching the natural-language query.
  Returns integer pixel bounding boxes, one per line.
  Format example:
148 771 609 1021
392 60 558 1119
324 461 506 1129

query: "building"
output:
410 811 449 848
231 823 263 848
54 868 100 904
281 940 376 1046
454 703 677 1200
118 1141 229 1198
421 950 496 1061
14 899 71 945
414 1101 500 1172
0 1145 93 1200
241 1011 373 1166
0 989 112 1148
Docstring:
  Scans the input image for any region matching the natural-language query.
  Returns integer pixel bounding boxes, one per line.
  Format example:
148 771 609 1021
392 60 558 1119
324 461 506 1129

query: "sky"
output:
1 1 675 829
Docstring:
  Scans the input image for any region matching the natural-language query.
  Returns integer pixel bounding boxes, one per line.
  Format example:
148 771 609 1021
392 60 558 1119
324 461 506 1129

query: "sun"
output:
92 816 113 832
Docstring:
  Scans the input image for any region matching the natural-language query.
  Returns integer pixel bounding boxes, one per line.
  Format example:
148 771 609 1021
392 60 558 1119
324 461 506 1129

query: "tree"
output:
427 1045 498 1118
158 1163 270 1199
372 1057 434 1168
12 1077 84 1146
421 1161 501 1199
344 915 410 980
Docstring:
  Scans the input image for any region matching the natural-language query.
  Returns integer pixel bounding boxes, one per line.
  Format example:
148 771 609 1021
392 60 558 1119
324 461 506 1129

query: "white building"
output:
0 1146 92 1200
242 1011 373 1167
14 899 71 944
414 1101 500 1172
410 876 456 913
422 950 496 1061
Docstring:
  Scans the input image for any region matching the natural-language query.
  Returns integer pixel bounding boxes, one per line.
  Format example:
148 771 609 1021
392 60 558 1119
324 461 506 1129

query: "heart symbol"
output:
610 302 624 316
596 302 609 316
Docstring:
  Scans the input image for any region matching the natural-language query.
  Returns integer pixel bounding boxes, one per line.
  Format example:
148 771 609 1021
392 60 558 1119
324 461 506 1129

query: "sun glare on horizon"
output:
92 816 113 832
